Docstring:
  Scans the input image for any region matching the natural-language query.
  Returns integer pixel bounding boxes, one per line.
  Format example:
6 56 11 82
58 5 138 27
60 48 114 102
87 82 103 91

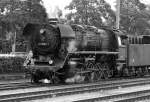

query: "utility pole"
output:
83 0 88 25
116 0 120 29
85 0 88 25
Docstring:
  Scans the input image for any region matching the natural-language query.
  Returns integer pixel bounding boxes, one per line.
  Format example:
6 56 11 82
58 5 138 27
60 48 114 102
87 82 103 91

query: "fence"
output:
0 56 25 73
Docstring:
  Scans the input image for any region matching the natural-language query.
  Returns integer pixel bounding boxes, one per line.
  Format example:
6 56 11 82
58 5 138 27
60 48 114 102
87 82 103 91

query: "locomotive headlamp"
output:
40 29 46 34
40 29 44 34
49 59 53 65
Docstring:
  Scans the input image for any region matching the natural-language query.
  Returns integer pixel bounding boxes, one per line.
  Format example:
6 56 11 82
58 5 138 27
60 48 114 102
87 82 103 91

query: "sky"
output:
42 0 150 18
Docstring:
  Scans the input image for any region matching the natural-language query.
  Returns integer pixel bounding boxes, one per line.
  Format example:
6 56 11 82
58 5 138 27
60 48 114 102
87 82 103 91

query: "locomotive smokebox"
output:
23 23 61 56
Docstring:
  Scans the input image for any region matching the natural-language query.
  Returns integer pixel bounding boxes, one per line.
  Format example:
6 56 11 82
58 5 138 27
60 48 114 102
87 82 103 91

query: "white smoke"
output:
65 75 85 83
67 40 77 52
41 0 72 18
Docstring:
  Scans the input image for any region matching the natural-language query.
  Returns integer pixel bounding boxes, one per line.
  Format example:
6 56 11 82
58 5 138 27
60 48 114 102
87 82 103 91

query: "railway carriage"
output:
23 21 150 84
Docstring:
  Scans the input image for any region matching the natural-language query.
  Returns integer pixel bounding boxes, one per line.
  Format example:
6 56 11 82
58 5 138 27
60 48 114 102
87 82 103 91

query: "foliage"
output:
15 41 27 52
0 39 12 53
54 6 62 18
120 0 150 35
65 0 116 28
65 0 150 35
0 0 48 26
0 0 48 53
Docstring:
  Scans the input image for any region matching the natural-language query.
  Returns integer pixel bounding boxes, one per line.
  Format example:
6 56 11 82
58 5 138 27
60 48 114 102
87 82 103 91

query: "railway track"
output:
0 82 30 87
0 79 30 87
0 82 42 91
74 88 150 102
0 77 150 102
0 77 149 91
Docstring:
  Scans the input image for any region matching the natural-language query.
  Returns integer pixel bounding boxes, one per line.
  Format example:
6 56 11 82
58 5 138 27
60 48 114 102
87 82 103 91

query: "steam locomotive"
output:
23 21 150 83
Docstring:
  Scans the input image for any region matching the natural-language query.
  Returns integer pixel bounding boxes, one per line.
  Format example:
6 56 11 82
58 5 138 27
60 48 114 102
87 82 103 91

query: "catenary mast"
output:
116 0 120 29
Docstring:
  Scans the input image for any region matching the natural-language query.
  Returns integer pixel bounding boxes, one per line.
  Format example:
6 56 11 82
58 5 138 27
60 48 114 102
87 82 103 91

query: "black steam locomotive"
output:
23 22 150 83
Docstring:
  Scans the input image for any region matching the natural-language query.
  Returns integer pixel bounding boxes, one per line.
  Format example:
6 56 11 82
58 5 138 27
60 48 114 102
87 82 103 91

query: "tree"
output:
120 0 150 35
54 6 62 18
65 0 115 28
0 0 48 52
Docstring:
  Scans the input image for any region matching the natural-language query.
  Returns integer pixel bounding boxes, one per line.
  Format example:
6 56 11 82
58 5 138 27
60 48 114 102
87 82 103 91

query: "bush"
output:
0 40 12 53
16 43 27 52
0 56 25 73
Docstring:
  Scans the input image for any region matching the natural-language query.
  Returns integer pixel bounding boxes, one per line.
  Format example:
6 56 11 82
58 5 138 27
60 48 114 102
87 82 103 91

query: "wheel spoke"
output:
52 75 60 84
123 67 130 76
85 61 95 82
96 63 104 80
103 64 109 79
78 61 112 82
